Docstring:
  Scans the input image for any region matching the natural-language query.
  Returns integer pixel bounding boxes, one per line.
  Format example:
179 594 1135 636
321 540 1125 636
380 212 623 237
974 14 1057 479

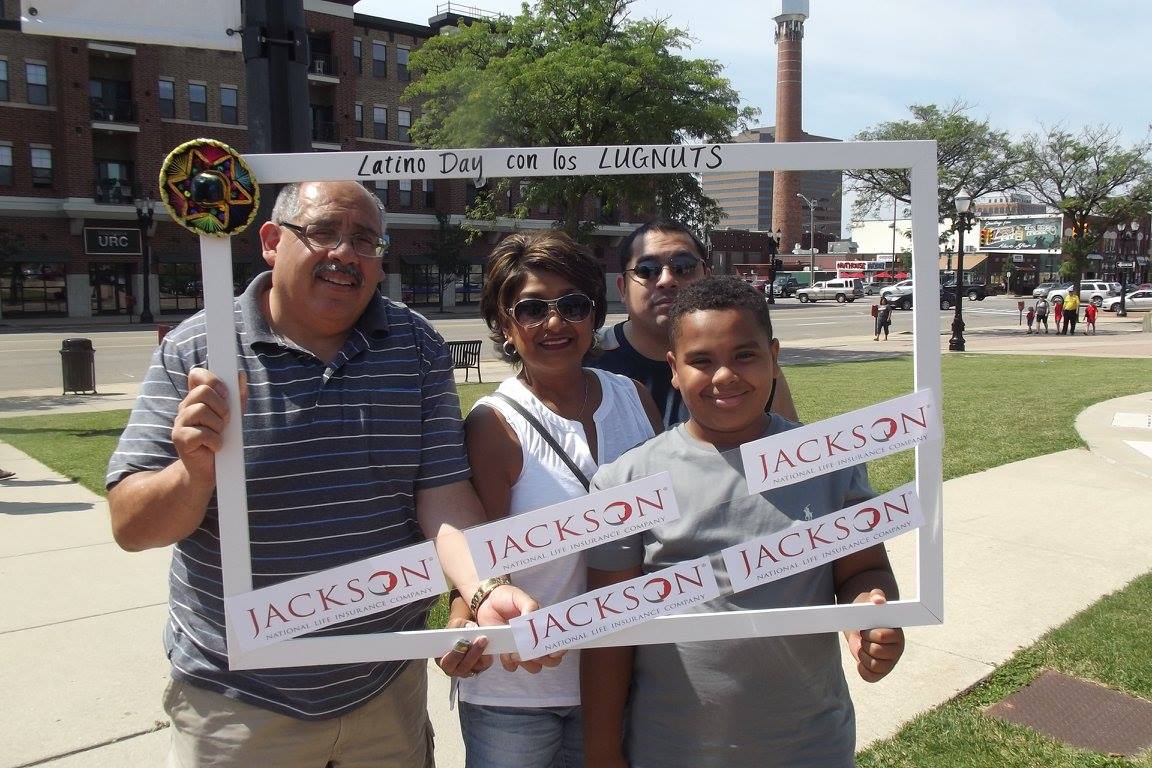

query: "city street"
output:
0 295 1137 395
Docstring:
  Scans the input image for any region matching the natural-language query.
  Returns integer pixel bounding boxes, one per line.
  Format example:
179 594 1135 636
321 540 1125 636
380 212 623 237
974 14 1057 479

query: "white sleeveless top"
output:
458 368 655 707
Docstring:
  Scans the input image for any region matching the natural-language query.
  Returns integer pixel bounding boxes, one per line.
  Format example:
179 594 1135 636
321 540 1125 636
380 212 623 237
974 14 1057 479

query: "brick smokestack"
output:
770 1 809 257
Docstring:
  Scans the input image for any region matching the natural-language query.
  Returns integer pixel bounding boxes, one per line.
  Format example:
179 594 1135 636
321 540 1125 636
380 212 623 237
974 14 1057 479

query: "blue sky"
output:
365 0 1151 146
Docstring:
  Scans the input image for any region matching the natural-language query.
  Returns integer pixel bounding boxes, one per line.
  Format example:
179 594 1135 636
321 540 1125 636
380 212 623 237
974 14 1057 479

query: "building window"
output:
397 109 411 143
424 180 436 208
188 83 207 122
372 106 387 140
354 103 364 138
220 86 238 124
30 146 52 187
397 47 410 81
352 38 362 73
372 41 386 77
398 179 412 207
0 60 8 102
26 62 48 105
0 144 12 186
373 179 388 205
158 78 174 118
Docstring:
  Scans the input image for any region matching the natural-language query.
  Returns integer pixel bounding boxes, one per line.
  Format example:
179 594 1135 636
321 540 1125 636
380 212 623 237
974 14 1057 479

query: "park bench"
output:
444 339 483 382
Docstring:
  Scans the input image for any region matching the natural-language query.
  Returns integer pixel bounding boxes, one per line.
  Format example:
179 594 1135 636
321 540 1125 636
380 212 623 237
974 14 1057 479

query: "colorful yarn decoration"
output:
159 138 259 237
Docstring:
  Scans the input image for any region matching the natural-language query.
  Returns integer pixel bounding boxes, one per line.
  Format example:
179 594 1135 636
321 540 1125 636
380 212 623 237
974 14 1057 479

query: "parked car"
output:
879 279 915 303
862 280 890 296
1032 281 1066 298
770 276 800 297
795 278 864 303
940 279 988 301
1048 280 1120 307
1102 289 1152 312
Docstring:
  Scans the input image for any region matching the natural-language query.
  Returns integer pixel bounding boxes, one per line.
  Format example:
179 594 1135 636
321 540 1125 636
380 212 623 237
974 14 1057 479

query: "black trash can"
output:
60 338 97 395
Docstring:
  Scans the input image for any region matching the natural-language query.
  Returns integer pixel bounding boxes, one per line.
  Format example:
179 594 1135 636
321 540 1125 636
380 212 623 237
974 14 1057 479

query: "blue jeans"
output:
458 702 584 768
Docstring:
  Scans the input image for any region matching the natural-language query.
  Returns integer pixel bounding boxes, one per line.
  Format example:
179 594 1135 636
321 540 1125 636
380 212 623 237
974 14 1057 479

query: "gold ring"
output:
453 639 472 654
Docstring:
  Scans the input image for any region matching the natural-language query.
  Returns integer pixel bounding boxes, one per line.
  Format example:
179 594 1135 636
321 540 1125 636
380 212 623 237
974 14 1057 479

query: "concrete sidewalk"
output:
2 392 1152 765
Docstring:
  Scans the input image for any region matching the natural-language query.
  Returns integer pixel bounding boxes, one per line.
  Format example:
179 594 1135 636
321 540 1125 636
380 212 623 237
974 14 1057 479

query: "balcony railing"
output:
95 183 135 203
309 55 339 77
90 98 137 123
312 121 339 143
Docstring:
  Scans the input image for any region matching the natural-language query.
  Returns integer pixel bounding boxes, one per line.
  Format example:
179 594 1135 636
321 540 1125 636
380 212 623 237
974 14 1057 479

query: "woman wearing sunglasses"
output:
438 230 661 768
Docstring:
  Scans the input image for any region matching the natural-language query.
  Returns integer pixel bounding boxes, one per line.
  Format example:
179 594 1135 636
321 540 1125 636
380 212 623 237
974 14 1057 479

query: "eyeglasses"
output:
280 222 389 259
508 293 595 328
625 253 703 283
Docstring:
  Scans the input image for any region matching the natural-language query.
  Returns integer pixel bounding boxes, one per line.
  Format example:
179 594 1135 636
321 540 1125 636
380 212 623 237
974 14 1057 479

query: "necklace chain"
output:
523 371 589 421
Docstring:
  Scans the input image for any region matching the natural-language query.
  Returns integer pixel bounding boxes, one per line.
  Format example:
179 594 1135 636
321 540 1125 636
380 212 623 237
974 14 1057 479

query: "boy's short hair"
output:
617 220 708 272
669 275 774 348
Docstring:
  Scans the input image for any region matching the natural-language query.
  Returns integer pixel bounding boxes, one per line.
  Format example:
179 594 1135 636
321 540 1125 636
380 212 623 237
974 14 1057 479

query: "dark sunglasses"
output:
625 253 703 283
508 293 595 328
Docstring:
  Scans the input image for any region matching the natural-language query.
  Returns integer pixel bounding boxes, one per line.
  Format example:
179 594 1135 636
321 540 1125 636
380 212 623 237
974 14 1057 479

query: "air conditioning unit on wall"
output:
312 60 325 74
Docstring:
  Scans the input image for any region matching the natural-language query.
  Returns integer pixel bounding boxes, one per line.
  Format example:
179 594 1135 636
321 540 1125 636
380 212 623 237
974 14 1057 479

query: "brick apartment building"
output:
0 0 634 319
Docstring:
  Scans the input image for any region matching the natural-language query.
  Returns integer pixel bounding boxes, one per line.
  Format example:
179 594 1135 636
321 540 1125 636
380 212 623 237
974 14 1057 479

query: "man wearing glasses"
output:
592 220 797 427
107 181 548 767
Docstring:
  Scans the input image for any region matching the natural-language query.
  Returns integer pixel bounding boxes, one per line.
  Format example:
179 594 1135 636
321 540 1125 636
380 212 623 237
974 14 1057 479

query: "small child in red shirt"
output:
1026 306 1035 334
1084 302 1097 334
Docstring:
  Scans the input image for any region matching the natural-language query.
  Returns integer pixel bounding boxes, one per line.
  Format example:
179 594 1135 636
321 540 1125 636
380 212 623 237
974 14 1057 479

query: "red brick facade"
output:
0 3 629 319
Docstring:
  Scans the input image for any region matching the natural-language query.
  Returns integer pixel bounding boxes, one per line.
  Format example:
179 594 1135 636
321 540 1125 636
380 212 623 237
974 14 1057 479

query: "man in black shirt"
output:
591 221 796 428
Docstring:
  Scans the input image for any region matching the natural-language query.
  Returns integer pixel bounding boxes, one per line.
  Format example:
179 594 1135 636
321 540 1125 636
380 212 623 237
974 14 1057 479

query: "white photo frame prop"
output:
209 140 942 670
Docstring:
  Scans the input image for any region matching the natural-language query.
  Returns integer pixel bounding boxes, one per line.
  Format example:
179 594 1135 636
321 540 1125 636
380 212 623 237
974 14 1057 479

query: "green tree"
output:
427 212 473 313
0 227 26 303
1019 125 1152 286
847 102 1023 235
404 0 756 237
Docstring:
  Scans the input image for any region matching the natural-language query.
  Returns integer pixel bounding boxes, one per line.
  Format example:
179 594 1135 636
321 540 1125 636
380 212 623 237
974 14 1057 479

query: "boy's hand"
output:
847 588 905 682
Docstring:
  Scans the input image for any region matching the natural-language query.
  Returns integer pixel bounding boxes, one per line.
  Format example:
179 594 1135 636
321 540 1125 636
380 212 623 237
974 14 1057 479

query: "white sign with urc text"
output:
721 484 923 593
224 541 445 653
509 557 719 660
464 472 679 579
741 390 941 494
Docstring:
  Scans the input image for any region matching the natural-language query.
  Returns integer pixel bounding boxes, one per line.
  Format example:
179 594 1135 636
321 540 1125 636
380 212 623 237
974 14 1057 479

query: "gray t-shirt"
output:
587 419 872 768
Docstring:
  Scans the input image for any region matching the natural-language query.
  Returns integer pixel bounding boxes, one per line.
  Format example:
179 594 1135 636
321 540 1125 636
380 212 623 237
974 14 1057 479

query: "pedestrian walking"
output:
873 296 892 340
1053 294 1064 330
0 468 15 480
1034 296 1050 333
1025 306 1035 334
1084 301 1097 334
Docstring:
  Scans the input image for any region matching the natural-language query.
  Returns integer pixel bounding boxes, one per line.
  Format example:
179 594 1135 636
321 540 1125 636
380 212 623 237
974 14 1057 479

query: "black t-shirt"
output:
590 322 688 430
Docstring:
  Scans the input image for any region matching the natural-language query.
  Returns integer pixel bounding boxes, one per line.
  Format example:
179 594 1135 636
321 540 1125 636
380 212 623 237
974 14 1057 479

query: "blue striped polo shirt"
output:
106 271 470 719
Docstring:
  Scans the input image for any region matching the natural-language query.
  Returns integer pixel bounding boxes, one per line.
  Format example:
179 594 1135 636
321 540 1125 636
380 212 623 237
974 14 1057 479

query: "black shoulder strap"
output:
492 392 591 491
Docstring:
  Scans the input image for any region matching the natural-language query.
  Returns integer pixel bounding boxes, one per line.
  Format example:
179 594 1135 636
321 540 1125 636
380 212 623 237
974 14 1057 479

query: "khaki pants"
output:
164 661 434 768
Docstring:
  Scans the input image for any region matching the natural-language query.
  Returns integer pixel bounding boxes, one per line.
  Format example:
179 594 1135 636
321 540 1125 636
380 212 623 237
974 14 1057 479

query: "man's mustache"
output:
313 260 363 287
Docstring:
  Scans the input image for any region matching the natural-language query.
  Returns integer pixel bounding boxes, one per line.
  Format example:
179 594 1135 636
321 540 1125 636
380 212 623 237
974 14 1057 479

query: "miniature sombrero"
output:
159 138 259 237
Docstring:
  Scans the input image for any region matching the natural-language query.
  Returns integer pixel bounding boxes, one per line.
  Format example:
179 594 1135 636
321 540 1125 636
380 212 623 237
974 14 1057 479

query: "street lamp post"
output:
135 195 155 324
797 192 817 278
949 189 975 352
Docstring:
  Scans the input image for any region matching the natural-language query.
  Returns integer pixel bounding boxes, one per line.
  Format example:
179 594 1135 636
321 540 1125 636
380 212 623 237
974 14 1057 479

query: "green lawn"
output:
2 357 1148 497
858 571 1152 767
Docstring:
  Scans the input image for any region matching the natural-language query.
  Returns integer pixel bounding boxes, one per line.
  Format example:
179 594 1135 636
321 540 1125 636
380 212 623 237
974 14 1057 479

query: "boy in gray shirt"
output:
582 276 905 768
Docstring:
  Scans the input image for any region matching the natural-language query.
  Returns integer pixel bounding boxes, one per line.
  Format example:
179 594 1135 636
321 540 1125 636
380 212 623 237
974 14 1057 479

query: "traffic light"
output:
980 228 992 247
